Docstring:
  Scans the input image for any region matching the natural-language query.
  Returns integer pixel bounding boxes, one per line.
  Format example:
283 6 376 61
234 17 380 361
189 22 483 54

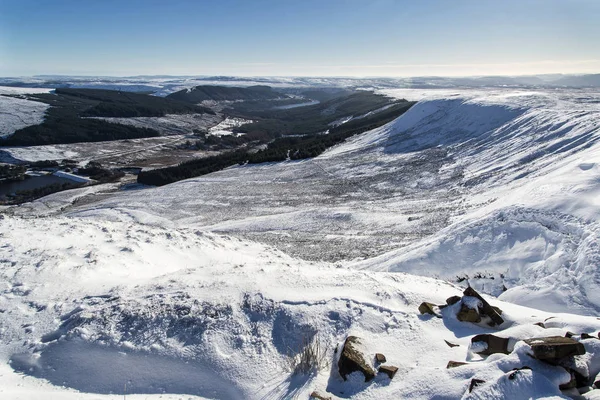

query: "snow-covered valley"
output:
3 87 600 399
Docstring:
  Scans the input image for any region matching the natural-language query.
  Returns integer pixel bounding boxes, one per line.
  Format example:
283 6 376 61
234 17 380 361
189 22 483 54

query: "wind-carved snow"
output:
0 87 51 137
4 214 600 399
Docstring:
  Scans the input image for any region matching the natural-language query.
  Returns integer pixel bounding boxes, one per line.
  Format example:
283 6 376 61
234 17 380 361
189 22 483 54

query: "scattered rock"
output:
559 367 590 390
378 365 398 379
508 367 531 380
444 340 460 348
524 336 586 361
375 353 386 363
419 302 440 317
337 336 376 382
447 361 467 369
446 295 462 306
471 334 510 355
581 333 598 340
534 322 546 328
469 378 486 393
565 331 576 338
310 391 332 400
463 287 504 326
578 386 594 395
573 368 590 388
559 369 578 390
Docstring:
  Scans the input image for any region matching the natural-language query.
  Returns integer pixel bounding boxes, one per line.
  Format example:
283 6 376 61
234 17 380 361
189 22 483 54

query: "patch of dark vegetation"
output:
227 91 396 140
1 88 214 146
298 88 353 103
0 159 127 204
51 88 214 117
4 118 160 146
77 161 125 183
137 150 248 186
28 160 59 169
0 164 27 183
167 85 287 103
224 98 314 114
138 100 414 186
3 182 82 205
246 101 414 162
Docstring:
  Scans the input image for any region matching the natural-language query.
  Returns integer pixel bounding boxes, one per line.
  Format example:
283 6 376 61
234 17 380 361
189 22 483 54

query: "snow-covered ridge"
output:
324 89 600 314
332 89 600 189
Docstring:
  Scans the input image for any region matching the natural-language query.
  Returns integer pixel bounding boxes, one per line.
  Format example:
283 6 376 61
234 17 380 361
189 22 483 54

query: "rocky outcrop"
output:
418 287 504 327
463 287 504 326
337 336 376 382
456 302 482 323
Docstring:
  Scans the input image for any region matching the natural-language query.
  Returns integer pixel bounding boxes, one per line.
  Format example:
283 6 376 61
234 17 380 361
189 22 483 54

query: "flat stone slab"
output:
447 361 468 369
524 336 586 360
378 365 398 379
471 334 510 355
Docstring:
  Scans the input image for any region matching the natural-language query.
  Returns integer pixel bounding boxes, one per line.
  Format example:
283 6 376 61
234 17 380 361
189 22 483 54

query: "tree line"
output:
137 101 414 186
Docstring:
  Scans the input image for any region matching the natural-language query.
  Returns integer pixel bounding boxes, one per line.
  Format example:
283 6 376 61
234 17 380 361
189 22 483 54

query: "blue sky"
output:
1 0 599 77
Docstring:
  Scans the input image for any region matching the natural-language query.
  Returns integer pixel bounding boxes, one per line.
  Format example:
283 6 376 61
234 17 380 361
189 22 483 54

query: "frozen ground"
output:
3 87 600 399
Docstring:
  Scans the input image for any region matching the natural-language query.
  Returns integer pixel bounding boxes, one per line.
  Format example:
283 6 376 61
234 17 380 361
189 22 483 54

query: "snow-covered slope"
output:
18 88 599 312
345 89 600 314
0 87 50 137
3 213 600 399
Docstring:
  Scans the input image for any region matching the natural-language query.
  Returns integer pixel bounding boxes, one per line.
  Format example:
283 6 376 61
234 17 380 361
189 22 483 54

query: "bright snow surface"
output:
2 88 600 399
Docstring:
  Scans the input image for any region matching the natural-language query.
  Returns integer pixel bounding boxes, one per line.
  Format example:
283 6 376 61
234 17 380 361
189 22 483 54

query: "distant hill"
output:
550 74 600 87
54 88 214 118
2 88 215 146
166 85 288 103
